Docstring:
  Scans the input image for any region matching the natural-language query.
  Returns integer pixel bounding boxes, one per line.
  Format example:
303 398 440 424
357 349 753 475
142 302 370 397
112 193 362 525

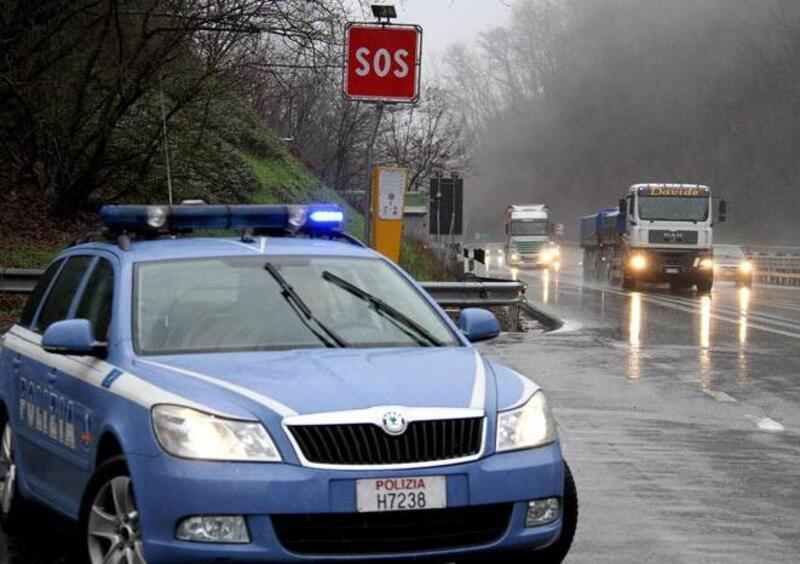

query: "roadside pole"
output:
364 102 384 246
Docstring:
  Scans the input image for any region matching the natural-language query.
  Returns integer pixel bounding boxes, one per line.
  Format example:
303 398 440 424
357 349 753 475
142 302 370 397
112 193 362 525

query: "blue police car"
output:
0 204 577 563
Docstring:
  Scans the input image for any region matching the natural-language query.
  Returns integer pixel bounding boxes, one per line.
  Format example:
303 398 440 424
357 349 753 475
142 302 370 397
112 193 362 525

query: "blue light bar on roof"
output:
100 204 344 234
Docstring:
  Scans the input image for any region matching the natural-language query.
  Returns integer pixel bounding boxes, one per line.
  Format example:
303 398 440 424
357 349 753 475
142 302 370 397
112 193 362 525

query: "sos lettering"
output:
353 47 410 79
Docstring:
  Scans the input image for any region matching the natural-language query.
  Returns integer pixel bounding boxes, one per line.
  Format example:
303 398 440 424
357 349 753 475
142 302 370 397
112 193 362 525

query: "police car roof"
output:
70 235 377 262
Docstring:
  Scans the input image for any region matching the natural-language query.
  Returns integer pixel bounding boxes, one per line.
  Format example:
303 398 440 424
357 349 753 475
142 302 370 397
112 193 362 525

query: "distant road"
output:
480 245 800 562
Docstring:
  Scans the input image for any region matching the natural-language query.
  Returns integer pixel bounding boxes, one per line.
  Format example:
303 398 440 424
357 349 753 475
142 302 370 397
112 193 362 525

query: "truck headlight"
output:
540 249 553 263
629 254 647 271
739 261 753 274
698 257 714 270
152 405 281 462
496 391 557 452
511 253 520 261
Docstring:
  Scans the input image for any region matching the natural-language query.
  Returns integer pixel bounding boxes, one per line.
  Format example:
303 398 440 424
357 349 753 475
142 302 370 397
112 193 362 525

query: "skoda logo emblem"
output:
381 411 407 436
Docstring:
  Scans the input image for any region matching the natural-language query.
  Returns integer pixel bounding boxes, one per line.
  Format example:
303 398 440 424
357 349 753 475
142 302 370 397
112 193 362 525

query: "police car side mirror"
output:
42 319 107 357
457 308 501 343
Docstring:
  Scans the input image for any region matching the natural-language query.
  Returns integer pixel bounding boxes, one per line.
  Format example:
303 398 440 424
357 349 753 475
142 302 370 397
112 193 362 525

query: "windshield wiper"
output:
321 271 444 347
264 262 347 348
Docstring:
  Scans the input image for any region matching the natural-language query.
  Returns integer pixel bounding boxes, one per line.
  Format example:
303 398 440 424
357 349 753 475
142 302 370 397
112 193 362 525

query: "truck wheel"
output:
696 279 713 293
455 462 578 564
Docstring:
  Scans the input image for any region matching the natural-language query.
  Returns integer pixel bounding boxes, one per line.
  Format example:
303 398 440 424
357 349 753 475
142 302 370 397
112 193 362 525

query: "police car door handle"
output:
47 370 58 385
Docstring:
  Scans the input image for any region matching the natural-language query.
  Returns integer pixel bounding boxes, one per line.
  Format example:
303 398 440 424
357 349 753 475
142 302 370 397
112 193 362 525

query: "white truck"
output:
581 183 727 292
504 204 559 268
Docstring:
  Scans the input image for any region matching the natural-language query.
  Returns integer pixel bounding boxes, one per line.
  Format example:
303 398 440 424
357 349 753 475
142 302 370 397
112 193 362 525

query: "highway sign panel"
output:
344 23 422 102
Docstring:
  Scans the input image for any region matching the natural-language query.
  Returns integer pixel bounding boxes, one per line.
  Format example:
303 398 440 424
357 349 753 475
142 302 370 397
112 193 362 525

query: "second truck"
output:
505 204 560 268
581 183 727 292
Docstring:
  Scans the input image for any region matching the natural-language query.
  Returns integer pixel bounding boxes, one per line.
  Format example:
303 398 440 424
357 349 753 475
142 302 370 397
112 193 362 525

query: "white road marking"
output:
703 390 737 403
744 414 784 432
549 320 583 334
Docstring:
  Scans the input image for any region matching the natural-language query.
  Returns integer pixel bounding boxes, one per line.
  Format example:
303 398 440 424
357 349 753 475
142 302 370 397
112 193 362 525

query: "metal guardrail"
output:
420 280 527 331
420 281 525 307
0 269 42 294
751 252 800 287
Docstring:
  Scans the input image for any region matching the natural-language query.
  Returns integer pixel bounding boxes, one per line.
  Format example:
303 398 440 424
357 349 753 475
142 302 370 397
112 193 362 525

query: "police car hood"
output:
136 347 536 418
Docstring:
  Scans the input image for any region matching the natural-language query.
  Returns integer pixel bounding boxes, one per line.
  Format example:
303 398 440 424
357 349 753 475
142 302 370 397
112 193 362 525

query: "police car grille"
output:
272 503 512 555
288 418 484 466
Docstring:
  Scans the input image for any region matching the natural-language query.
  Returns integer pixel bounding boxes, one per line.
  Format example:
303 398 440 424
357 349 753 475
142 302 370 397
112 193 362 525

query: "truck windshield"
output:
510 220 549 236
134 256 458 354
638 196 709 221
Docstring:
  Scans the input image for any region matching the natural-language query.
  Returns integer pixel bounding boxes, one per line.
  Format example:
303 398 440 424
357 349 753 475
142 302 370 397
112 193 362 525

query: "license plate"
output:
356 476 446 513
665 267 680 274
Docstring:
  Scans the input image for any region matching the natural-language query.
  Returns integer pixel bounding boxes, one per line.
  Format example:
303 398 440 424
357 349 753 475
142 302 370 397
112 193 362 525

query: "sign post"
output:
344 17 422 248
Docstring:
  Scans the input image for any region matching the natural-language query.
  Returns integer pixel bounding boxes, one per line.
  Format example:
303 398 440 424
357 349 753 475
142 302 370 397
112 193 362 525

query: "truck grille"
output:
288 417 484 466
512 241 544 252
272 503 513 555
648 230 699 245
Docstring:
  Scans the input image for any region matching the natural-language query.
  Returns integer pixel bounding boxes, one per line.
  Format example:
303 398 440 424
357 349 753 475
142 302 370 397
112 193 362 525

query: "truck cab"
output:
505 205 559 268
619 183 721 291
624 184 713 250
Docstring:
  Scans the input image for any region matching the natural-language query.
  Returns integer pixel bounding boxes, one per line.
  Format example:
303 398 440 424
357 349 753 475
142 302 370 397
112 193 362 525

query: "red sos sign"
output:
344 23 422 103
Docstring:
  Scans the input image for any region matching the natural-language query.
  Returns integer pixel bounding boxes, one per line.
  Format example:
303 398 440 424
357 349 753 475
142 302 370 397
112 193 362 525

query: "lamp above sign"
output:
344 23 422 103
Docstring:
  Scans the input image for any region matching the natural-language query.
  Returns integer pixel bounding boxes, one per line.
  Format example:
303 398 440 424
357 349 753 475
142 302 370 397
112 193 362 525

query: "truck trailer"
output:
581 183 726 292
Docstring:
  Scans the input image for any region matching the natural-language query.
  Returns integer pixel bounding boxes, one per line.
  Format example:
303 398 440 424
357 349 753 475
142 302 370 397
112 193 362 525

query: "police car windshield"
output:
638 196 709 221
134 256 459 354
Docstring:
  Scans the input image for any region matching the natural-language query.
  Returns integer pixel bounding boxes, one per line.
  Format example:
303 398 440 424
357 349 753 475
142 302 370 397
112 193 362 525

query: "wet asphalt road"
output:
4 247 800 563
479 246 800 562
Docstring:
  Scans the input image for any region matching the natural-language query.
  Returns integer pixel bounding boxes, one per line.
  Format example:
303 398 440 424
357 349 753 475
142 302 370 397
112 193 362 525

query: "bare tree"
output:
379 85 472 192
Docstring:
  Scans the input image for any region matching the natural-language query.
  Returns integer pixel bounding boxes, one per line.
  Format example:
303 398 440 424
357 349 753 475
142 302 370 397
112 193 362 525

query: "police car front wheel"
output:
0 419 25 526
81 456 147 564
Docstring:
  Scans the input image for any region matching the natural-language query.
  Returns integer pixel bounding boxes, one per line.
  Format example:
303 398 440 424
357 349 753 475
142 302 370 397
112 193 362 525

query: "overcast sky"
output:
391 1 511 63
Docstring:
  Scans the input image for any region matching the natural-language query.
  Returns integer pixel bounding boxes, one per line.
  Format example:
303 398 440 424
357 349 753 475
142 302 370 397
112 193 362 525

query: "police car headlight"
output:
496 391 557 453
152 405 281 462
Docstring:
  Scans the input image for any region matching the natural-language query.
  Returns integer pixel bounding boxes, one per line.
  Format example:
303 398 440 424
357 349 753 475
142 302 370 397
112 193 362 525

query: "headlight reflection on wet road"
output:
738 286 750 346
542 269 550 304
627 292 642 380
699 295 712 390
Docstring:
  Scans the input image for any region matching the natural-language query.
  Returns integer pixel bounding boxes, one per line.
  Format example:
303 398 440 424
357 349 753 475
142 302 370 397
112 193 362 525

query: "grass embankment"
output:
0 145 445 327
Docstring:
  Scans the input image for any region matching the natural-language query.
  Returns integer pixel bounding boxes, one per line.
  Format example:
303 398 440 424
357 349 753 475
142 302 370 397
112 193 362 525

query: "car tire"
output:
0 418 28 528
622 274 637 291
455 462 578 564
80 456 147 564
